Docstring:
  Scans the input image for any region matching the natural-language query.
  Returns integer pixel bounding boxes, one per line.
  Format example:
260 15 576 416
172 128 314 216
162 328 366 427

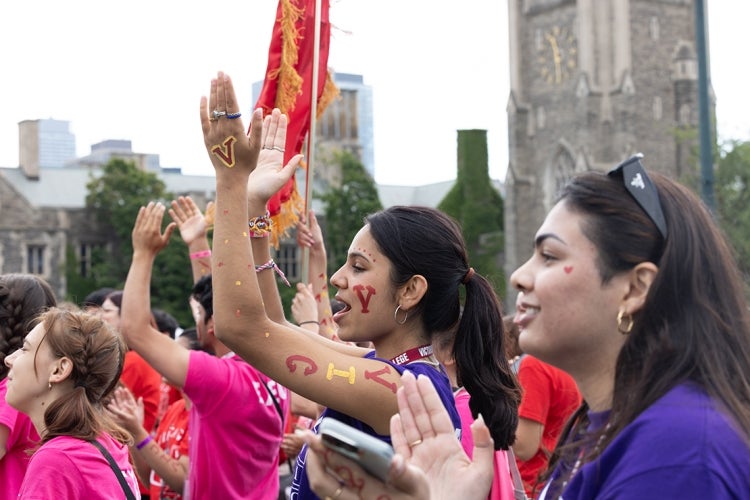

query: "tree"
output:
438 130 505 298
716 140 750 294
77 158 194 326
319 151 383 273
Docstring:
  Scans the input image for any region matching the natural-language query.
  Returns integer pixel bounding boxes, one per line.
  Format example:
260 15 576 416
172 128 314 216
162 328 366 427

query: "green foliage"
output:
64 244 97 303
86 159 169 276
79 158 195 327
319 151 383 273
716 140 750 294
278 282 298 321
438 130 506 298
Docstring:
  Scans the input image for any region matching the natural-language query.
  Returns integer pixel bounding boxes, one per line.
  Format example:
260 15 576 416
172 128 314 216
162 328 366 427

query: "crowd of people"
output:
1 70 749 499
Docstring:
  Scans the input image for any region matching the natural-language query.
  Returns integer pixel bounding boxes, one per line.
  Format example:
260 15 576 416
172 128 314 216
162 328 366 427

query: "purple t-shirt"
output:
183 351 289 500
0 378 40 499
541 382 750 499
290 351 461 499
17 433 139 499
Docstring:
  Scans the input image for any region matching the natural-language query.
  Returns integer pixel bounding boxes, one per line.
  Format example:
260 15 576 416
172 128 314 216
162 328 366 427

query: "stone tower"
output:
504 0 710 303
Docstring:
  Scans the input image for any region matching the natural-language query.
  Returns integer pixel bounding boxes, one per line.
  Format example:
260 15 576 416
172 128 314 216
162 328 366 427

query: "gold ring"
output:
408 438 423 447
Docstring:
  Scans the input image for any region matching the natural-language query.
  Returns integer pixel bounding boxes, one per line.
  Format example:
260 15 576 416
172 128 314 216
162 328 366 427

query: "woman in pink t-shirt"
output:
0 273 57 499
4 307 139 499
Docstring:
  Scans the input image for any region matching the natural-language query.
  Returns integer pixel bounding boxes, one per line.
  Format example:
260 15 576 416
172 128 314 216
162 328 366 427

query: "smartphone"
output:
318 417 395 482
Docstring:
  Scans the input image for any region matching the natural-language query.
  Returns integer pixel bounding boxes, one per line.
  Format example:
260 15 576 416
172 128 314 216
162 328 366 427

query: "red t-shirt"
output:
120 349 163 495
150 399 190 500
516 355 581 494
121 350 162 433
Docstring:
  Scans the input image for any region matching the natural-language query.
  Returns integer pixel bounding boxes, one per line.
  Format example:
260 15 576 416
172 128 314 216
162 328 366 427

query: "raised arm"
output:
291 282 320 332
120 202 191 388
168 195 212 284
201 72 403 433
296 210 337 339
247 197 291 325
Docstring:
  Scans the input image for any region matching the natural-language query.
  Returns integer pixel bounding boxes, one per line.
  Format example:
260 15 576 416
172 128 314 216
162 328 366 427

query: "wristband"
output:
248 211 273 238
255 259 291 287
298 320 320 326
136 435 153 450
190 250 212 260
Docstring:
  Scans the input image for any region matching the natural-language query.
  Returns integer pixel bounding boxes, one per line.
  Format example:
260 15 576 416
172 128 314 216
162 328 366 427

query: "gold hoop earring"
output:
394 305 409 325
617 310 634 334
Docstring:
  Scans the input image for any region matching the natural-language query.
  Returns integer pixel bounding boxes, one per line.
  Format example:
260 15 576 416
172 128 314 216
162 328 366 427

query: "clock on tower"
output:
537 24 577 85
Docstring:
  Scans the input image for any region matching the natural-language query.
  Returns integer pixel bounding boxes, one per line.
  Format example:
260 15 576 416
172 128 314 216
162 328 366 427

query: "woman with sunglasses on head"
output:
298 156 750 500
510 155 750 498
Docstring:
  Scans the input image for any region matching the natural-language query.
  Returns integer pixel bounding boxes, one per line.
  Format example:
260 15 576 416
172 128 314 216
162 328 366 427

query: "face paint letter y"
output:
353 284 376 313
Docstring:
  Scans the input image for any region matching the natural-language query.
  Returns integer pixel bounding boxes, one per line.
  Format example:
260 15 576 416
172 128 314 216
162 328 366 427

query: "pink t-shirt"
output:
0 378 40 499
183 351 289 500
17 433 139 499
455 388 515 500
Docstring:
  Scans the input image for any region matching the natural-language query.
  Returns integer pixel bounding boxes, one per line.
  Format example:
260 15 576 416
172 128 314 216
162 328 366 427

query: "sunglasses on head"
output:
607 153 668 239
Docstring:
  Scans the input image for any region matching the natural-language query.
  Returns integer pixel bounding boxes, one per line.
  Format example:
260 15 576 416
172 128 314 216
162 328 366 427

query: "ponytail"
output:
454 274 520 449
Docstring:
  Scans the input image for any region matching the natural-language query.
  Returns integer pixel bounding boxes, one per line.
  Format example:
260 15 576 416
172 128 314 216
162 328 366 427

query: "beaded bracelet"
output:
255 259 291 287
136 435 153 451
189 249 212 260
248 211 272 238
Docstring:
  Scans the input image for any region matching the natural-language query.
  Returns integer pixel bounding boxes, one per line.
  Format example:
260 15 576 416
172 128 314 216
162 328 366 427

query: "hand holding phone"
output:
318 417 395 482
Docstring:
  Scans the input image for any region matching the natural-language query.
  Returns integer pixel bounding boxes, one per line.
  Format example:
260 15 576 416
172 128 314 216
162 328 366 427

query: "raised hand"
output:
199 71 301 195
106 385 145 436
132 202 176 258
168 196 209 246
291 282 319 329
296 209 325 254
246 108 303 207
200 71 262 180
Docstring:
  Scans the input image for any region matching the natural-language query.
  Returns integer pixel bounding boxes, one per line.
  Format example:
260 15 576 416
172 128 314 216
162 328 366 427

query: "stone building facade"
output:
504 0 712 303
0 163 215 299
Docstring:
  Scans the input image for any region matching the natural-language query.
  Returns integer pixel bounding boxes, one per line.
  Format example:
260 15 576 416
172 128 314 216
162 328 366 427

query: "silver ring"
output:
212 110 227 120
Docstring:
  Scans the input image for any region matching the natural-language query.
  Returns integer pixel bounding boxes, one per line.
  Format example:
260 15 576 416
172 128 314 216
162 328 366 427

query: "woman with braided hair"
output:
4 307 140 498
0 273 56 498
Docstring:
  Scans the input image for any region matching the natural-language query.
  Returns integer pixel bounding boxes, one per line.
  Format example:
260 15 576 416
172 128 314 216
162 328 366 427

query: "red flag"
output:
253 0 338 247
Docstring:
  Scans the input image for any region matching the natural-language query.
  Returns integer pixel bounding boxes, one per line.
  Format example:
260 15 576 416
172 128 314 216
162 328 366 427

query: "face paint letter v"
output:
212 136 237 168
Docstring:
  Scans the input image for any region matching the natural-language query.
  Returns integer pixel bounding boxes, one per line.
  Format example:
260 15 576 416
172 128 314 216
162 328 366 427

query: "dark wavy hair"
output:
367 206 521 449
192 274 213 322
36 308 130 445
542 169 750 495
0 274 57 379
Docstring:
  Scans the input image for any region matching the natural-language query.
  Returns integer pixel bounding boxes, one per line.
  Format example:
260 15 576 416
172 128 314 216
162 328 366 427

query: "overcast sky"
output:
0 1 746 186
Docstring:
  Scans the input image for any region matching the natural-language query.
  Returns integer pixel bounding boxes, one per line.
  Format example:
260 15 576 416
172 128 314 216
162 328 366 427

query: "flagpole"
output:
301 0 322 284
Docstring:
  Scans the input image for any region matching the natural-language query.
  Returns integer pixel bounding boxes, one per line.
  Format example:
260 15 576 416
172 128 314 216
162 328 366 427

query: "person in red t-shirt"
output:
100 290 163 498
107 329 201 500
101 291 163 434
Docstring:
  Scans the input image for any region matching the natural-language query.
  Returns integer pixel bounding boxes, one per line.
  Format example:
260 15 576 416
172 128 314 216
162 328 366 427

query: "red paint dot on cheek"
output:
564 266 573 274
